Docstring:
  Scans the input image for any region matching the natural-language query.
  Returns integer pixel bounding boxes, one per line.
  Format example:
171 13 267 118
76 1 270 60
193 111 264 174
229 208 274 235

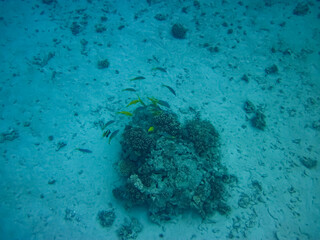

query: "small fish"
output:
148 126 154 133
109 130 120 144
126 99 140 107
147 97 159 105
122 88 136 92
102 129 111 138
130 76 145 81
158 100 170 108
117 111 133 116
103 120 115 130
162 84 176 96
151 109 162 116
137 95 146 106
163 132 176 140
75 148 92 153
152 67 167 73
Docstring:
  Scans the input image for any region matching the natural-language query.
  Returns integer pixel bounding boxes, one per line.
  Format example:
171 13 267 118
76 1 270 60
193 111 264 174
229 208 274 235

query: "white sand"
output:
0 0 319 239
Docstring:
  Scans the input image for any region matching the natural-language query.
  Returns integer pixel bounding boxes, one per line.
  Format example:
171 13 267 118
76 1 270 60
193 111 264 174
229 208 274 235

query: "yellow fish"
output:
126 99 140 107
137 95 146 106
148 126 154 133
151 109 162 116
147 97 159 105
152 67 167 73
117 111 133 116
102 129 111 137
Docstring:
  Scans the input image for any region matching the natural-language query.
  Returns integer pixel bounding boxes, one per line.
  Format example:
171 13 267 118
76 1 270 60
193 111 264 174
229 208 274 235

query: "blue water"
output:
0 0 319 239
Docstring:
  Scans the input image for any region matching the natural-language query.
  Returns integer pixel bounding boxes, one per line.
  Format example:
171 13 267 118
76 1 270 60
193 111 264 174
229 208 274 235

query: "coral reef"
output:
293 3 309 16
299 156 317 169
182 118 220 157
97 58 110 69
243 100 267 131
251 111 266 130
122 126 155 157
243 100 256 114
117 218 143 240
113 106 235 223
153 111 180 136
265 64 278 75
171 23 188 39
97 209 116 228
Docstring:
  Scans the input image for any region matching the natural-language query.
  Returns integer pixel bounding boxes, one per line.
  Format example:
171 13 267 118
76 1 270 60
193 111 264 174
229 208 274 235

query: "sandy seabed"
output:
0 0 319 239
